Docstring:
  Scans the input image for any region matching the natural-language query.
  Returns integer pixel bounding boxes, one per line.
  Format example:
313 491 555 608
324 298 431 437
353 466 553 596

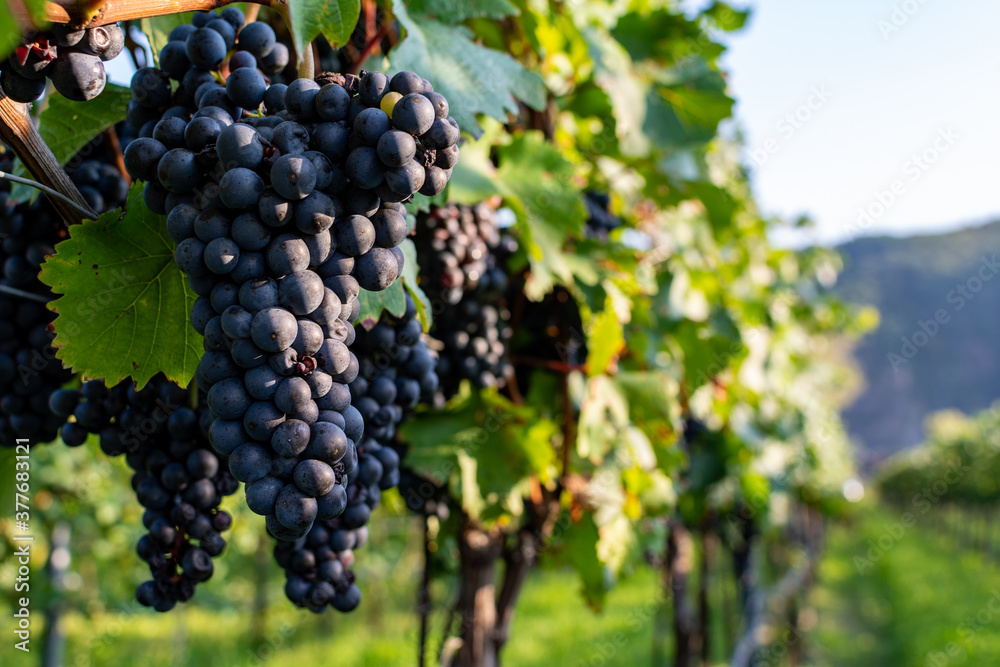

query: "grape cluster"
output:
414 203 516 400
413 202 510 305
49 376 238 611
583 191 621 240
275 295 438 612
0 122 137 447
123 16 459 540
0 23 124 103
125 9 287 152
274 516 365 612
0 151 73 446
69 158 131 213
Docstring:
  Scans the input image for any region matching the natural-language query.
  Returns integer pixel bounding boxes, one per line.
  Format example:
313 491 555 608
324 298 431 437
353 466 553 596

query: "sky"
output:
713 0 1000 247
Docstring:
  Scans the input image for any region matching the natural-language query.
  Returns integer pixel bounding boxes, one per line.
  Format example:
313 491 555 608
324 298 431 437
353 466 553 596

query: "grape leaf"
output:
399 238 433 331
10 85 131 203
356 281 407 330
287 0 362 57
544 513 606 610
493 132 589 299
406 0 518 23
388 0 545 137
38 184 200 389
402 390 557 521
585 305 625 377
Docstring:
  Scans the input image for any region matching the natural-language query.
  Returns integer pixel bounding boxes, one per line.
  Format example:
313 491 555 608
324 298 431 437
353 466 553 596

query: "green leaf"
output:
399 238 433 331
142 14 194 64
402 390 557 520
702 2 751 31
547 513 606 610
671 309 742 390
585 304 624 377
688 182 739 235
388 0 546 136
644 60 733 149
10 86 131 203
38 184 200 389
287 0 362 57
492 132 588 299
356 281 407 330
406 0 518 23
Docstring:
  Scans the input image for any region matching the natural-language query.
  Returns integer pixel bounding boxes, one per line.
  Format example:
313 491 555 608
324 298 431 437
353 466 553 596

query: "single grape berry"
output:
50 50 107 101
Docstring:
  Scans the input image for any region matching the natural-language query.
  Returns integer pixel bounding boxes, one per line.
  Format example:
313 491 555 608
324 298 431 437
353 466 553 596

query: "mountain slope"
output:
835 221 1000 467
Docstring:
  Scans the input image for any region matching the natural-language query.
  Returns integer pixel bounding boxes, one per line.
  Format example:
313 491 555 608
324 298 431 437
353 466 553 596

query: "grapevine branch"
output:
43 0 286 28
0 96 94 225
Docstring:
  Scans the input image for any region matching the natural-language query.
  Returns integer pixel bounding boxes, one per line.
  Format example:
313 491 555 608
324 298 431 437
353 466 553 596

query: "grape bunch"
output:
352 294 438 463
414 203 516 400
0 156 74 446
69 158 131 213
123 30 460 539
275 295 438 612
413 202 510 305
0 123 137 447
433 296 513 400
583 191 621 240
274 515 365 612
0 23 124 103
49 376 238 611
125 8 288 153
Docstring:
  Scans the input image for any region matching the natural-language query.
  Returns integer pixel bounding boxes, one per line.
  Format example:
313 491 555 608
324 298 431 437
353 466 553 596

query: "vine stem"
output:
349 22 390 74
43 0 285 28
0 284 50 303
0 96 94 226
102 126 130 185
509 355 585 374
0 171 97 220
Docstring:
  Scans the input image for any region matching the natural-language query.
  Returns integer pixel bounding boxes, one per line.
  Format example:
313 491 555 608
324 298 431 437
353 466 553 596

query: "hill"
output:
835 221 1000 468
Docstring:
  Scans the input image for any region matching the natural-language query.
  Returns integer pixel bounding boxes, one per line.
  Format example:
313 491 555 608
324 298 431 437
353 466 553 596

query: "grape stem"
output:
298 37 316 79
509 355 585 374
0 171 98 221
0 284 50 304
102 126 131 185
349 22 390 75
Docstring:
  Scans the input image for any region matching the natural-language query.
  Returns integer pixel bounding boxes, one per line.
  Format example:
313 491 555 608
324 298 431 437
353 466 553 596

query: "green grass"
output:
0 567 662 667
13 503 1000 666
809 505 1000 667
